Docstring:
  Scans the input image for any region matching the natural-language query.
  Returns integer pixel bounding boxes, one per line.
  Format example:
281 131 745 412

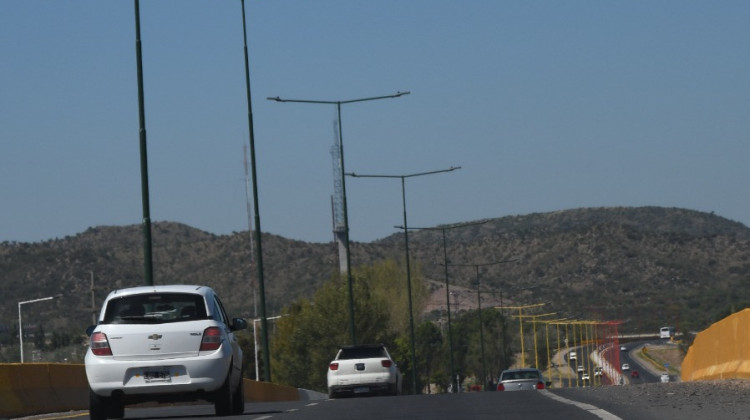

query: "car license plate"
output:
353 386 369 394
144 369 171 383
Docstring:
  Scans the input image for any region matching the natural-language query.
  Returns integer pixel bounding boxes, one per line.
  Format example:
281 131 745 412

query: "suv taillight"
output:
496 383 505 391
90 332 112 356
381 360 392 368
329 362 339 371
536 381 545 390
200 327 223 351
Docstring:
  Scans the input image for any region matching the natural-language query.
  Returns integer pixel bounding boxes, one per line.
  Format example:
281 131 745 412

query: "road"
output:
66 392 607 420
30 380 750 420
51 383 750 420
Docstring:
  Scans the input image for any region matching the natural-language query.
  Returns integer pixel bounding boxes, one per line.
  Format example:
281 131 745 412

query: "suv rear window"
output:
101 293 207 324
337 346 388 360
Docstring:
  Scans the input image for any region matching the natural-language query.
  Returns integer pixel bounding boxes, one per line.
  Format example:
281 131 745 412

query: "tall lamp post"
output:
133 0 153 286
402 220 487 393
18 296 55 363
267 91 410 346
347 166 461 394
239 0 272 382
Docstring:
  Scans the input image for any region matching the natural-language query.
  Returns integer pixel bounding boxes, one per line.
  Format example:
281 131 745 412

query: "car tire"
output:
231 373 245 415
214 368 233 416
89 389 110 420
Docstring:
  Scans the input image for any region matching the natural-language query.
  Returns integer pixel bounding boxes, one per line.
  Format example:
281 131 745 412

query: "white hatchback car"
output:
85 285 247 419
327 344 402 398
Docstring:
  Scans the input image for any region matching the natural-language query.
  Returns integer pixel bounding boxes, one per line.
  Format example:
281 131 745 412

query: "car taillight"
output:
536 381 545 390
329 362 339 371
496 383 505 391
381 360 392 368
200 327 223 351
90 332 112 356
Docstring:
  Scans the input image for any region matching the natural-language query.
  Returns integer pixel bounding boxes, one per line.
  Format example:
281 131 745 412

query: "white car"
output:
327 344 402 398
660 373 670 383
621 363 630 371
85 285 247 419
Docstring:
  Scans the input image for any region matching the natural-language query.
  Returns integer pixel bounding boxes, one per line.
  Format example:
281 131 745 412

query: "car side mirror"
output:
86 325 96 337
231 318 248 331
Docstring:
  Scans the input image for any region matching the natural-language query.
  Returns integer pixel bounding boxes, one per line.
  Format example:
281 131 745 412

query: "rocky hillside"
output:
2 206 749 341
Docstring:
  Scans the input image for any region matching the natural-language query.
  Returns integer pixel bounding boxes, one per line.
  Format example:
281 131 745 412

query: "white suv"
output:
327 344 401 398
85 285 247 419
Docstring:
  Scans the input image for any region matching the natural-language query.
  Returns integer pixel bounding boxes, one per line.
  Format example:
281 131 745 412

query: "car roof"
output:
104 285 213 300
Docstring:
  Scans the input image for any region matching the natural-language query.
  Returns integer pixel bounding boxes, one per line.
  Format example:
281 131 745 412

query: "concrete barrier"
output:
0 363 325 418
0 363 88 418
682 308 750 382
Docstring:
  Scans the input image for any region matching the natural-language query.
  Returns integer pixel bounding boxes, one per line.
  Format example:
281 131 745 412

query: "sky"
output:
2 1 749 244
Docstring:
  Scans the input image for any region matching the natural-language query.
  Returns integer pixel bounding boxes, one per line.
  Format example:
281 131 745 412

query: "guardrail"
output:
0 363 325 418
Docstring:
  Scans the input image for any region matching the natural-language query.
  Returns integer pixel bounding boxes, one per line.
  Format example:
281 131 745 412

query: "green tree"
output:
415 321 444 393
270 261 403 391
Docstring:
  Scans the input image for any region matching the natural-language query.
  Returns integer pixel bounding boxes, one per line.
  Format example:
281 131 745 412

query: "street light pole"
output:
267 91 410 346
18 296 55 363
347 166 460 394
133 0 153 286
240 0 271 381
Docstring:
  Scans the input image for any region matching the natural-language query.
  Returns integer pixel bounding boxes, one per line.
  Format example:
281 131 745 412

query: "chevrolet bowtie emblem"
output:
148 334 163 340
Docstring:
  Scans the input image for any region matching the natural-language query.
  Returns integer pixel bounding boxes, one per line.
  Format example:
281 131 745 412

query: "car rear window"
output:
337 346 388 360
101 293 208 324
502 370 540 381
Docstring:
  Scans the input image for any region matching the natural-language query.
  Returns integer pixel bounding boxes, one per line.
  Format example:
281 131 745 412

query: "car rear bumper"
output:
328 381 395 396
85 348 232 397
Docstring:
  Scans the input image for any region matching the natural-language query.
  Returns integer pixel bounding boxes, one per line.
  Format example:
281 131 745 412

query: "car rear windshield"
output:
337 346 388 360
101 293 208 324
502 370 540 381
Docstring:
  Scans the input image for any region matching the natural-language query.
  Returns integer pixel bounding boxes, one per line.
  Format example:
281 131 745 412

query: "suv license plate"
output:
144 369 171 383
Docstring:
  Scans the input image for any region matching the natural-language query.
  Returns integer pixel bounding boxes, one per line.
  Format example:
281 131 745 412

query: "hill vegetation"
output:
2 206 749 366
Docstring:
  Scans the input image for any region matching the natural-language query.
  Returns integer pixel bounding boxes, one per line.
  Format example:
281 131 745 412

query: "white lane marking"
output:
540 390 623 420
306 402 319 407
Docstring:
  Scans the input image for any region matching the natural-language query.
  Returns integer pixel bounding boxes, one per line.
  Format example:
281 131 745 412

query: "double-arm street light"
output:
403 221 487 393
267 91 410 346
18 296 56 363
347 166 460 394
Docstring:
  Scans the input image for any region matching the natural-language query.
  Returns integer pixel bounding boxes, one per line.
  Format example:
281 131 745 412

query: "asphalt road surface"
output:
32 381 750 420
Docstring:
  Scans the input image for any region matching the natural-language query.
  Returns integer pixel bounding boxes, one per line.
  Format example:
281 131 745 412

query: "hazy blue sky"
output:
2 1 749 244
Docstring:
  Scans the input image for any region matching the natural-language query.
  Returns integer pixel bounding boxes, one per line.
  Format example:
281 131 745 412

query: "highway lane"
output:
70 392 617 420
619 340 669 384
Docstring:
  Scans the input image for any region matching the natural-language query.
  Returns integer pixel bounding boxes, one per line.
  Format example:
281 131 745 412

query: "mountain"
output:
2 206 749 345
